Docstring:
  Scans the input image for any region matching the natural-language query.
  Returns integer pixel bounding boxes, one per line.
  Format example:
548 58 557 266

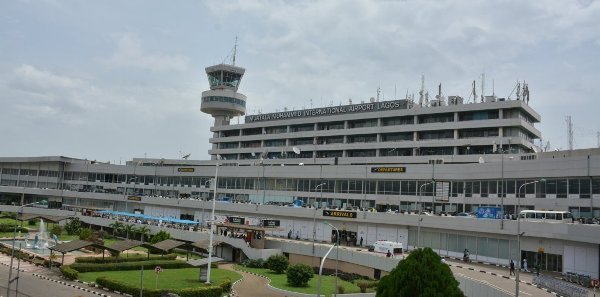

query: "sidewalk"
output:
221 263 284 297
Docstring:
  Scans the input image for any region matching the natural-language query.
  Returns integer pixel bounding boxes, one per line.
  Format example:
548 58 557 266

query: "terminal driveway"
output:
0 254 107 297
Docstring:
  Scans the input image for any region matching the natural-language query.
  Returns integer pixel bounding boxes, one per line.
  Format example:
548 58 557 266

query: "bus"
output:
519 210 573 223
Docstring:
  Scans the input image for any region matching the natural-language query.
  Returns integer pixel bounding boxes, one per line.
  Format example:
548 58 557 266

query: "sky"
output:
0 0 599 163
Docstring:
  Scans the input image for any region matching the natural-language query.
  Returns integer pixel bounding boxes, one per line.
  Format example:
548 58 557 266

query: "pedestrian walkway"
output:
221 263 284 297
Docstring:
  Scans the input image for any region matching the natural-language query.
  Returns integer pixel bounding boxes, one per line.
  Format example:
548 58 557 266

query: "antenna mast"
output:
481 73 485 102
566 115 574 150
597 131 599 148
419 75 425 106
232 36 238 66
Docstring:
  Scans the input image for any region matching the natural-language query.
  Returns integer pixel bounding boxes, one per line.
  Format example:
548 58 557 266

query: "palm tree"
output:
109 221 124 237
123 224 135 240
136 226 150 242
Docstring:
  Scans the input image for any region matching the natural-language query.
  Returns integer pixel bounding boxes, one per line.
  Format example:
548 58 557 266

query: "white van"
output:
372 240 403 256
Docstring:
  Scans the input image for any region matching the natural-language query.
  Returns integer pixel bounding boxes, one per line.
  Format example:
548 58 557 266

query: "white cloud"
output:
107 34 190 72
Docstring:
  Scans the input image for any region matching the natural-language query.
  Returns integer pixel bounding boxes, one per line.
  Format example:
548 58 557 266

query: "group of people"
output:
509 258 539 276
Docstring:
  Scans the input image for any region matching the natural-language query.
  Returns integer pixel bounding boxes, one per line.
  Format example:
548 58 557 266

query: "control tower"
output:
200 63 246 128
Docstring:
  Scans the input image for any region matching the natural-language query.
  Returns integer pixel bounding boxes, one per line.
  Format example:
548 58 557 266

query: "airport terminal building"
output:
0 61 598 279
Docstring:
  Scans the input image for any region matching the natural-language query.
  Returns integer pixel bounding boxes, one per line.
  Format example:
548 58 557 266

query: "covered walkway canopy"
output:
151 239 187 253
96 210 199 225
48 240 120 265
106 240 144 253
16 213 72 223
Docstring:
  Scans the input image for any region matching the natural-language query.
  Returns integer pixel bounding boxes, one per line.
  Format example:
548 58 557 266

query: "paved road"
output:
0 254 109 297
222 264 283 297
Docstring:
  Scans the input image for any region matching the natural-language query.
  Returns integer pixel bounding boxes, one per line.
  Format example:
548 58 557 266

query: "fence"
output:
533 275 589 297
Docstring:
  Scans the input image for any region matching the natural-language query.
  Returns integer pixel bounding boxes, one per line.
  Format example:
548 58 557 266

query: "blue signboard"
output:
476 207 503 219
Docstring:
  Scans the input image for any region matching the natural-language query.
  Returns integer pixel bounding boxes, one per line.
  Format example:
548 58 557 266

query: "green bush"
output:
28 220 36 226
266 254 288 274
286 263 313 287
60 265 79 280
241 258 265 268
218 278 232 293
79 228 92 240
70 260 191 273
150 230 171 244
0 224 28 233
74 254 177 264
337 284 345 294
356 280 378 293
51 225 62 236
96 276 223 297
64 218 81 235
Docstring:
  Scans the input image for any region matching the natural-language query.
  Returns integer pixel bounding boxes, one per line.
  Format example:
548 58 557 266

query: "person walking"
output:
509 259 515 276
386 250 392 258
359 236 363 247
523 258 529 272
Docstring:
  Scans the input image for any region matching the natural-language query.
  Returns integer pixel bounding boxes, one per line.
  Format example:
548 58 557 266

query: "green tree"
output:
286 263 313 287
135 226 150 242
109 221 124 237
150 230 170 244
266 254 289 274
64 218 82 235
79 228 92 240
377 247 464 297
123 224 135 239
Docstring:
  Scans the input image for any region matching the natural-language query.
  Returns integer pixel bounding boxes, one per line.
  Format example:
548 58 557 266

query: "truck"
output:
372 240 403 256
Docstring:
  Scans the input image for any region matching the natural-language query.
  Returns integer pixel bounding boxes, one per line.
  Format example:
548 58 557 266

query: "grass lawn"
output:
235 265 360 296
0 218 40 229
79 268 241 289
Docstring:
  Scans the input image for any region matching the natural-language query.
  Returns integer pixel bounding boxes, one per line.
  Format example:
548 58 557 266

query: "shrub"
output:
70 260 191 273
51 225 62 236
150 230 170 244
337 285 345 294
60 265 79 280
356 280 377 293
0 224 28 233
74 254 177 264
218 278 232 292
64 218 82 235
79 228 92 240
96 276 223 297
266 254 288 274
241 258 264 268
28 220 36 226
286 263 313 287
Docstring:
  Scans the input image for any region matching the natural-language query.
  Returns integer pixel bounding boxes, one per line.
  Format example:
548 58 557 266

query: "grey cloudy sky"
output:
1 0 599 162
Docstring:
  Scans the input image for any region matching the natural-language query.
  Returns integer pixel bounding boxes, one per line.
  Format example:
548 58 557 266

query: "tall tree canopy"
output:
377 247 464 297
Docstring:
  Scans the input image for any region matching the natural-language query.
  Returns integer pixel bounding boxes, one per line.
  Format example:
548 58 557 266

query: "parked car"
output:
456 212 474 218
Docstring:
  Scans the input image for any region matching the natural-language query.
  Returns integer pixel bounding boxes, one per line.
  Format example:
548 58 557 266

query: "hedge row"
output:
70 259 191 273
95 277 224 297
0 224 29 233
0 245 59 267
60 265 79 280
74 253 177 263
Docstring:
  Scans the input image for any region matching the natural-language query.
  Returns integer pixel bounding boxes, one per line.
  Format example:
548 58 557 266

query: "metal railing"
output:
533 275 588 297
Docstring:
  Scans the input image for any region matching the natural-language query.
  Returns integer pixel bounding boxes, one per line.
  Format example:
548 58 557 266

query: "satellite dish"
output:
292 146 301 155
182 154 191 160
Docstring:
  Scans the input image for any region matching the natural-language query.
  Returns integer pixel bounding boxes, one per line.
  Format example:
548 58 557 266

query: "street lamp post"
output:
6 199 46 297
206 162 219 284
316 238 336 297
323 221 339 297
515 180 542 297
417 181 435 248
312 183 326 254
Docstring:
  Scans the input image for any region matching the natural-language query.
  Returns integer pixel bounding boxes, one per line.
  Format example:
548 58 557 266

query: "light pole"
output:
323 221 339 297
316 238 336 297
201 180 211 230
417 181 434 248
6 199 47 297
312 183 326 254
515 179 542 297
206 162 219 284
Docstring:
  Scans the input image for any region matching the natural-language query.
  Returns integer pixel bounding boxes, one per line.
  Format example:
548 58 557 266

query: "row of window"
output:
220 109 535 137
202 96 246 107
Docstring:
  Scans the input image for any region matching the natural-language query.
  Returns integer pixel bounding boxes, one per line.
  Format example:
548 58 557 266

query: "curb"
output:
31 273 112 297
